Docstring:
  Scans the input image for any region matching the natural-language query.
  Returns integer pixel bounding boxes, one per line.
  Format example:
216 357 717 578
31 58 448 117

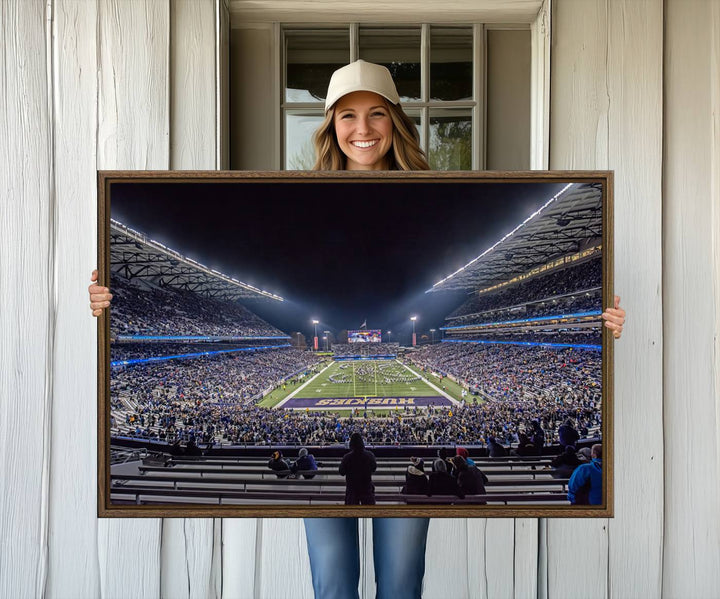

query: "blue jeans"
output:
303 517 430 599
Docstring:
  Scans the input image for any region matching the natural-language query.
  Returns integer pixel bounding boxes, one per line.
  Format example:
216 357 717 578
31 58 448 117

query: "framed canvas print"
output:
97 171 614 518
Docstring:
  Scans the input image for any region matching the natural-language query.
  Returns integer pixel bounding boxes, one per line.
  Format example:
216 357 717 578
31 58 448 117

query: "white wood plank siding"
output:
0 1 53 598
162 2 222 597
547 3 610 595
663 1 720 596
549 0 664 596
222 518 259 599
47 1 102 597
604 2 664 598
255 518 314 599
96 1 169 597
170 0 217 170
422 519 470 598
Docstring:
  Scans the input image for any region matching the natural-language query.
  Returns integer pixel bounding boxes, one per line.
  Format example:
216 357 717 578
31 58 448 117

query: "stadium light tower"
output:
387 330 391 342
312 319 319 351
410 316 417 347
430 328 436 343
323 335 328 351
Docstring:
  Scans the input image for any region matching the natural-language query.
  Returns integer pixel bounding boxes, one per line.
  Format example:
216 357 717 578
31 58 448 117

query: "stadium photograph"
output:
100 172 611 516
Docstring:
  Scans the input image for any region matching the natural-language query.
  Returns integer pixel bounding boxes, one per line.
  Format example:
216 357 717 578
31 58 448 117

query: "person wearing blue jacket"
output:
291 447 319 479
568 444 603 505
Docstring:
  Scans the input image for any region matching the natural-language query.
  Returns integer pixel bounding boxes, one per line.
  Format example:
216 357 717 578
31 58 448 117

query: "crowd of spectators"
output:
111 347 323 415
109 275 285 337
407 342 601 405
448 291 601 327
445 330 602 345
447 257 602 321
112 387 599 451
110 342 291 363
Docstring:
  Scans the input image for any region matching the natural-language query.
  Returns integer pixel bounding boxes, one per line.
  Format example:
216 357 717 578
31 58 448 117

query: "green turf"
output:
293 359 442 401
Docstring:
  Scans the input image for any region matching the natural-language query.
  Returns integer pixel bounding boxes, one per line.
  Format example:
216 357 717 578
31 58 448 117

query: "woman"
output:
302 60 432 599
89 60 627 599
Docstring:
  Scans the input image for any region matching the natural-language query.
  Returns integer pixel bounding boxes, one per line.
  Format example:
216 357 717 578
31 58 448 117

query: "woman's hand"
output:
89 269 112 317
602 295 625 339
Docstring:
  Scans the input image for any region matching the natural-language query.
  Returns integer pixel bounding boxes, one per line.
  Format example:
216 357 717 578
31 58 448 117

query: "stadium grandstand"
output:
108 183 605 507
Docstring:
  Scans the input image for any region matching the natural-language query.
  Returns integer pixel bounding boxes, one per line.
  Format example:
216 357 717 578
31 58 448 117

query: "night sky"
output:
111 180 568 344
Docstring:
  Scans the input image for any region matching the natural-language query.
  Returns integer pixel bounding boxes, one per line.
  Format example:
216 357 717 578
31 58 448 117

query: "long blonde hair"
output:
312 100 430 171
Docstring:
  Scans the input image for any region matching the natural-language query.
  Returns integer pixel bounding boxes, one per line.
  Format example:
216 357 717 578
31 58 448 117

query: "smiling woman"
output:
311 60 430 171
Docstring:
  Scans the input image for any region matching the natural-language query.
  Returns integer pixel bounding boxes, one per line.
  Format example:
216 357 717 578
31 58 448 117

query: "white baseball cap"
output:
324 60 400 112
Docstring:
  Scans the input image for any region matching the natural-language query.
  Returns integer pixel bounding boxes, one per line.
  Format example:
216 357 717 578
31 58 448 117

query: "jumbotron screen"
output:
348 329 382 343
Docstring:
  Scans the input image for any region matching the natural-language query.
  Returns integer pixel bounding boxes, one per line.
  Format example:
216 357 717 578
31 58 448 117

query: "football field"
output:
277 359 457 410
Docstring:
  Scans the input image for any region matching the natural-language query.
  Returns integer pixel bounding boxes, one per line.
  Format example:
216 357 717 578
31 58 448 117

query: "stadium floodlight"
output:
312 319 320 351
430 328 436 343
410 316 418 347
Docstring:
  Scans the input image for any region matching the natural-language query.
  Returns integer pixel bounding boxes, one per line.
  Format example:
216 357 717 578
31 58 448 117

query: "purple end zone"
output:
280 396 453 409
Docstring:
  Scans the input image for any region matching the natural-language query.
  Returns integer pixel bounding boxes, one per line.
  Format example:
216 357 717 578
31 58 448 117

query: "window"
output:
282 25 478 171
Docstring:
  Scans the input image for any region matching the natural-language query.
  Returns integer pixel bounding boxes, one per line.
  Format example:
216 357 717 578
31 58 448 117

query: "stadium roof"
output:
427 183 603 293
110 219 284 302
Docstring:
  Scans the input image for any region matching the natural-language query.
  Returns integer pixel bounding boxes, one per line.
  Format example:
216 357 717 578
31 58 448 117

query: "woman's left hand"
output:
602 295 626 339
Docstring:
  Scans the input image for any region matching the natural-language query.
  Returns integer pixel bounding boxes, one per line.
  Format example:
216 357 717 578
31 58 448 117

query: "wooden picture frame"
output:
98 170 614 518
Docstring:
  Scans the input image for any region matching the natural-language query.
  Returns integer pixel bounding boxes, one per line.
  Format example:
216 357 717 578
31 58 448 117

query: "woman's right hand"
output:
89 269 112 317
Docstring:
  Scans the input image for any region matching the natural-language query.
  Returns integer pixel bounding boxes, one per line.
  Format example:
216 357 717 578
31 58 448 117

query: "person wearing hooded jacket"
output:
291 447 319 479
568 444 603 505
428 458 464 499
401 457 429 495
339 432 377 505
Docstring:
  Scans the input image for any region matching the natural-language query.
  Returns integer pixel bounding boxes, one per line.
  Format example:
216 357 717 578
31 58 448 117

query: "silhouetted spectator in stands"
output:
551 445 582 479
402 457 429 495
452 456 488 499
568 444 603 505
558 418 580 449
291 447 318 479
428 459 464 499
530 421 545 455
455 447 476 467
487 436 508 457
185 439 202 457
168 440 184 457
268 450 291 478
512 433 536 457
339 432 377 505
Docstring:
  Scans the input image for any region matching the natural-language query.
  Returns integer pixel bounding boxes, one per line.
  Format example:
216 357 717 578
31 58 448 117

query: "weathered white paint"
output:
163 3 223 598
222 518 258 598
530 0 550 170
663 1 720 597
229 0 543 24
549 2 664 599
3 0 720 597
96 1 169 596
47 1 101 597
0 2 52 598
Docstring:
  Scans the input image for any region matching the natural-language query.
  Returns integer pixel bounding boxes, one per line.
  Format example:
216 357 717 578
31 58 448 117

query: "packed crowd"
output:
445 330 602 345
109 275 285 337
112 393 599 450
331 342 400 357
110 342 290 363
447 258 602 320
110 347 323 413
447 290 601 327
406 342 601 406
110 343 600 449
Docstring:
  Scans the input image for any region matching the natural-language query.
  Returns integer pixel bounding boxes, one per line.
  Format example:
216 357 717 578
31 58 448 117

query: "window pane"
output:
430 27 473 101
429 109 472 170
359 28 421 102
285 112 324 169
286 30 349 103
